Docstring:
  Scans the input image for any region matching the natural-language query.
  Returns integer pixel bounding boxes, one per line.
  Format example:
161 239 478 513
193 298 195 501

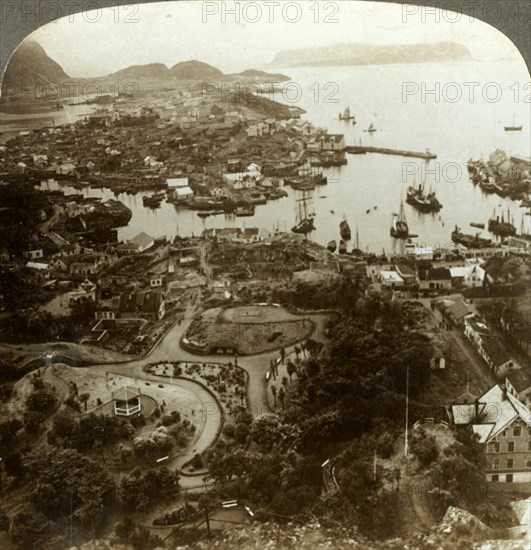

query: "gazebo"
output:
113 386 142 416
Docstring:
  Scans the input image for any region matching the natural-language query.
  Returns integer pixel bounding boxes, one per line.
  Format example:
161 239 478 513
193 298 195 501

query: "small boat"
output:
452 225 492 248
390 200 409 239
373 206 377 210
366 209 370 214
504 114 522 131
235 205 255 216
365 122 376 133
143 194 163 208
470 222 485 229
330 209 335 214
197 211 210 218
78 181 90 187
338 240 347 254
286 178 316 191
340 219 351 240
338 106 355 121
327 240 337 253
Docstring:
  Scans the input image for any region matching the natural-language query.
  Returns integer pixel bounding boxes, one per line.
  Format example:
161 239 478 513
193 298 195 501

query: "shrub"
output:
223 424 235 437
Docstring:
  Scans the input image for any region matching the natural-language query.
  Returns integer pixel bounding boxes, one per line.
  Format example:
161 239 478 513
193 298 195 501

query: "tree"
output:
409 428 438 468
24 411 45 435
25 388 57 413
234 422 250 444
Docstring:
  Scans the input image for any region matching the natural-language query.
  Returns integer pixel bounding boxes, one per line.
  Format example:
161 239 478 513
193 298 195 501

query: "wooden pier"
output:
344 146 437 160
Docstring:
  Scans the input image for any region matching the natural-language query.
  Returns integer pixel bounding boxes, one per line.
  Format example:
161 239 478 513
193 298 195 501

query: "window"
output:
491 474 499 481
508 442 515 452
507 459 514 469
493 459 499 470
527 427 531 436
506 474 513 483
493 442 500 453
501 430 506 437
513 426 521 436
527 441 531 452
527 460 531 469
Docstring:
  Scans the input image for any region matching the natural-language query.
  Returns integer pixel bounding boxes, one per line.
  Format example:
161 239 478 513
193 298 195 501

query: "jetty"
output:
344 145 436 160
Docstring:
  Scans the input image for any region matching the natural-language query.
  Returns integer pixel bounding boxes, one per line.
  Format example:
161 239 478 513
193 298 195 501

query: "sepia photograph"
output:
0 1 530 548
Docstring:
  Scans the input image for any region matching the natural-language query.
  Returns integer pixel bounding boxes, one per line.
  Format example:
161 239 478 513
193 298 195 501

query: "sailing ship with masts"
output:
488 207 517 236
390 200 409 239
504 113 522 132
340 217 351 240
338 106 355 122
406 182 442 212
291 192 315 235
285 164 327 190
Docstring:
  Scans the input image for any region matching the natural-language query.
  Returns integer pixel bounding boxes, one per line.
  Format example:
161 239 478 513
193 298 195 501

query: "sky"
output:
27 1 527 77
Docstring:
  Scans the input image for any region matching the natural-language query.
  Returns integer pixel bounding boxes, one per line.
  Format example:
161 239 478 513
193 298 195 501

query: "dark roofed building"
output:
117 290 166 320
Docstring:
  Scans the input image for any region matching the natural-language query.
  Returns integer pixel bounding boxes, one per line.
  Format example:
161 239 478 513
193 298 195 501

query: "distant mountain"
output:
229 69 290 81
108 63 171 80
1 40 73 95
169 60 224 80
270 41 473 67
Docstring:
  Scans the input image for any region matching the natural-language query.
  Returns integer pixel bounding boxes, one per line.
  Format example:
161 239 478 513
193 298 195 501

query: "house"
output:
128 232 155 253
167 177 189 189
378 271 404 288
448 384 531 484
394 263 417 285
464 317 515 377
505 370 531 408
117 290 166 320
413 246 434 261
210 186 226 197
418 267 452 291
174 186 194 200
237 227 261 244
450 264 486 287
23 249 44 260
150 276 164 288
56 162 76 176
0 249 10 262
314 133 345 152
443 297 474 327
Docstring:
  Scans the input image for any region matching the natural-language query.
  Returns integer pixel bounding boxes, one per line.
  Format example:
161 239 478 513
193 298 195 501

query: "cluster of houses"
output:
374 257 489 291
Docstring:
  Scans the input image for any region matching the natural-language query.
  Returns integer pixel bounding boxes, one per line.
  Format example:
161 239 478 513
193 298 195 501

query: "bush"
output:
234 422 249 444
410 428 438 468
223 424 235 437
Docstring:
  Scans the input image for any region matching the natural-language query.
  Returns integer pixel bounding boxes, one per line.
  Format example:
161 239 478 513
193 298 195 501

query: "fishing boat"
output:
390 200 409 239
291 193 315 235
479 178 497 193
470 222 485 229
504 114 522 131
287 179 316 191
366 122 376 133
452 226 492 248
327 240 337 253
235 205 255 216
338 240 347 254
338 106 355 121
406 183 442 212
143 194 164 208
351 227 363 256
488 208 516 236
340 219 351 240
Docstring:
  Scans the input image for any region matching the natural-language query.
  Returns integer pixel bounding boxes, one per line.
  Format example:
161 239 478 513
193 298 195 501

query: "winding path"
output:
31 300 330 489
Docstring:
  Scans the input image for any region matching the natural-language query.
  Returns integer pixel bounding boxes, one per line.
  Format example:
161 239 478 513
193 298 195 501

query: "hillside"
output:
270 41 473 67
1 40 73 96
170 60 224 80
108 63 171 80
